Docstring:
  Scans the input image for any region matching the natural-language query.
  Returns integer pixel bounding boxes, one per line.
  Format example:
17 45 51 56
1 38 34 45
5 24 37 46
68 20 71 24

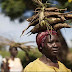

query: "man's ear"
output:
39 43 44 52
39 47 42 52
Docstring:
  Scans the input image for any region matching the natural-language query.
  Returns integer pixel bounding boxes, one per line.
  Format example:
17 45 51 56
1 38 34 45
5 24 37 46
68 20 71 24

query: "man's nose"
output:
53 42 58 48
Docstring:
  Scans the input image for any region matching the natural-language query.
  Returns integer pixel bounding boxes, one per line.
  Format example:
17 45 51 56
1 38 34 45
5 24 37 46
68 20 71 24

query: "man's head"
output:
9 46 18 57
36 30 61 57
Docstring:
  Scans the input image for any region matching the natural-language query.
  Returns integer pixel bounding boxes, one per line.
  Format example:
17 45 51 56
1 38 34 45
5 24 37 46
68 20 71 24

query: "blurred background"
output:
0 0 72 71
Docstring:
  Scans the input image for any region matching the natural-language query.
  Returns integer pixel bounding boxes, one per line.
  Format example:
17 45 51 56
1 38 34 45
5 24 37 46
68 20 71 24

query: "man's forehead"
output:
45 35 59 41
10 47 17 50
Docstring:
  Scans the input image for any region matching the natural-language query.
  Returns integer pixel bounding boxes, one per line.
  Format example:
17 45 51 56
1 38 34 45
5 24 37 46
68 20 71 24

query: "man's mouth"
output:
53 50 58 53
52 48 59 53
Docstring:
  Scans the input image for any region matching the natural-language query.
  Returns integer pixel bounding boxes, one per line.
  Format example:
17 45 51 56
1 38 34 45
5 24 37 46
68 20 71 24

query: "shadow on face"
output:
9 47 18 57
40 35 61 57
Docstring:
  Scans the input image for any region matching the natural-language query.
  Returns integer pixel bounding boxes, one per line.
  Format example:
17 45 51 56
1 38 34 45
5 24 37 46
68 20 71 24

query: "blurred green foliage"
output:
55 0 72 10
70 48 72 52
1 0 72 21
0 50 25 60
0 0 36 20
0 48 42 68
0 48 72 70
1 0 26 20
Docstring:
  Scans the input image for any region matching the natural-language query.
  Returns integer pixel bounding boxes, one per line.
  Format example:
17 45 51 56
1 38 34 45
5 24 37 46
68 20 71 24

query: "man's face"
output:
10 47 18 57
42 35 61 57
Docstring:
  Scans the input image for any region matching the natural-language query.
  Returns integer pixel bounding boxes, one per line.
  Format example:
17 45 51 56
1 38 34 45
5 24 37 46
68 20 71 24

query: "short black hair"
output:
9 46 17 51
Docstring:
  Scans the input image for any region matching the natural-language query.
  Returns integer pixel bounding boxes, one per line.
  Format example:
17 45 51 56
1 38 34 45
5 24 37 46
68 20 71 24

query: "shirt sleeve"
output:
2 58 6 63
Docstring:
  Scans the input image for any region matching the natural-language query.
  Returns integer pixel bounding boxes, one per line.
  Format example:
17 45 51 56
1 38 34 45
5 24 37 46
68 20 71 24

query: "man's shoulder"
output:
15 58 20 60
58 61 71 72
58 61 67 67
26 58 39 67
24 58 39 72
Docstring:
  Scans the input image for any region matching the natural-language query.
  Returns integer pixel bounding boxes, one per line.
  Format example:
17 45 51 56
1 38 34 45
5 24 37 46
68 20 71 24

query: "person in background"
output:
0 55 3 71
24 30 71 72
1 46 23 72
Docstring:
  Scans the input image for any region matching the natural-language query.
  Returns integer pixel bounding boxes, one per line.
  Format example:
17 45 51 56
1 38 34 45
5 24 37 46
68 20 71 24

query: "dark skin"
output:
39 35 61 69
1 47 18 72
9 47 18 60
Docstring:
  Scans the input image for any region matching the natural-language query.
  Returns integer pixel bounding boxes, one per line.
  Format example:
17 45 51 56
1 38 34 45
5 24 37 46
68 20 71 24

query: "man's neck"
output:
39 55 59 68
10 56 15 60
42 55 57 62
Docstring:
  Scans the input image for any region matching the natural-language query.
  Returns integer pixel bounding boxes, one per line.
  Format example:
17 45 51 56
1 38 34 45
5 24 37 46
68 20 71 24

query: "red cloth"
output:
36 30 57 50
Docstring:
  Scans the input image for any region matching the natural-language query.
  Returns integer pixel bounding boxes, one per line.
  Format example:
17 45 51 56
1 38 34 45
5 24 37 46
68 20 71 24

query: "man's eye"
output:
48 41 53 43
47 42 51 43
56 40 59 42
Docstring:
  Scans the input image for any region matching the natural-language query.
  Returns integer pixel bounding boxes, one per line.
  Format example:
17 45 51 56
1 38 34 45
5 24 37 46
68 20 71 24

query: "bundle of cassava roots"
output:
21 0 72 35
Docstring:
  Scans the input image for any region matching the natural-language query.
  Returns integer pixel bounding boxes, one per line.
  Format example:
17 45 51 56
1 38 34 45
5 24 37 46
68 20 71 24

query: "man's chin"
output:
13 55 17 57
52 52 58 56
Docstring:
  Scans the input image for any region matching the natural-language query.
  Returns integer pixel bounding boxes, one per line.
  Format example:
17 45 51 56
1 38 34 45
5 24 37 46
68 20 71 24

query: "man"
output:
0 55 3 71
2 46 23 72
24 30 71 72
